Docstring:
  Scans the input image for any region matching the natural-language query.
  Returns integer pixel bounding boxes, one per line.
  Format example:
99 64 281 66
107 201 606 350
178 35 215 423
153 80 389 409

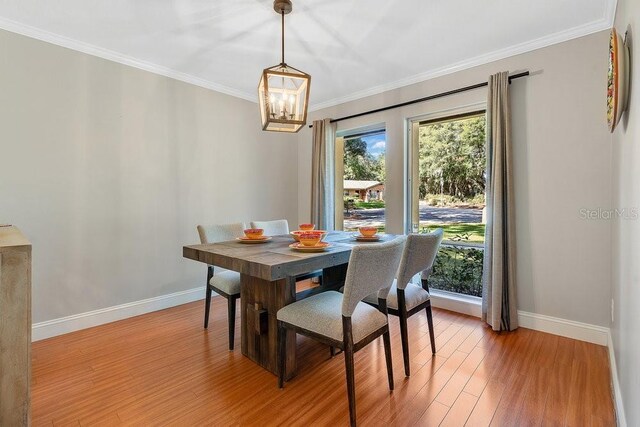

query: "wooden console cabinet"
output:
0 225 31 426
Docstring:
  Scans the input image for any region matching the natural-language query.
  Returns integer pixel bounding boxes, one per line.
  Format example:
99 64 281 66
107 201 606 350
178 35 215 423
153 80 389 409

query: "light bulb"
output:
289 95 295 116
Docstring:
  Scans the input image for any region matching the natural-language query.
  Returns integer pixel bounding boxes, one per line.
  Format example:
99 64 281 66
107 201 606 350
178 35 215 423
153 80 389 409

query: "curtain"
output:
311 118 336 230
482 71 518 332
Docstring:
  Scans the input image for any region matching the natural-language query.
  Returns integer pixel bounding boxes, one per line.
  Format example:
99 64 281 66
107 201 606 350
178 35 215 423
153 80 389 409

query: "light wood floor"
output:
32 296 616 426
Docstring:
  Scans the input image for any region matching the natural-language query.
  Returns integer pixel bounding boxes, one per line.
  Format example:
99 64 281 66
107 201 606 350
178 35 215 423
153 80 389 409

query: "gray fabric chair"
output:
250 219 290 235
277 236 405 427
362 229 443 376
197 223 245 350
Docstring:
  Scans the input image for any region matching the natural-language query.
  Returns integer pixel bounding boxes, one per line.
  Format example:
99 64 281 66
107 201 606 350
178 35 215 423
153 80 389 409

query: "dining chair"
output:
250 219 289 236
276 236 406 427
197 222 245 350
362 229 443 377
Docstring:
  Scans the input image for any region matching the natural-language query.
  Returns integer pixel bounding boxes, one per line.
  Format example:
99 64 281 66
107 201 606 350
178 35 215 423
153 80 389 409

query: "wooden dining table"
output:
183 231 400 378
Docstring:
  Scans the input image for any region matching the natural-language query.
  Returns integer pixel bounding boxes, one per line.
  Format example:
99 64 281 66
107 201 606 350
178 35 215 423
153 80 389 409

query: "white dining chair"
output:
276 236 406 427
362 229 443 376
197 222 245 350
250 219 290 236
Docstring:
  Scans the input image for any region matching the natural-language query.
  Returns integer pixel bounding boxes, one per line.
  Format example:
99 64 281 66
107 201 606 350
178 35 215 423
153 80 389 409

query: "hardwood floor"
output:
32 296 616 426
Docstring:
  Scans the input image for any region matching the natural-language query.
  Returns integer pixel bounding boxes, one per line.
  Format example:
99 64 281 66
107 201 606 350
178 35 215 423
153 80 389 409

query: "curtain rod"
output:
308 71 530 128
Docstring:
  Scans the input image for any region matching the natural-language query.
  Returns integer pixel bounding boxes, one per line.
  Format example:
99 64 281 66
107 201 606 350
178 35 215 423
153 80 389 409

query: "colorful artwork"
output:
608 28 630 133
607 30 618 131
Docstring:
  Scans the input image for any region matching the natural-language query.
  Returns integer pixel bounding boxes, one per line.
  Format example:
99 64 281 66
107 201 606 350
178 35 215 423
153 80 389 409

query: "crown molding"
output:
605 0 618 27
309 1 617 112
0 0 617 111
0 16 258 103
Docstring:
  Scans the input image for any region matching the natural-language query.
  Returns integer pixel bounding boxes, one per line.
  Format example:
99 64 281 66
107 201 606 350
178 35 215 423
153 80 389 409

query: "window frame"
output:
335 125 386 231
404 103 487 234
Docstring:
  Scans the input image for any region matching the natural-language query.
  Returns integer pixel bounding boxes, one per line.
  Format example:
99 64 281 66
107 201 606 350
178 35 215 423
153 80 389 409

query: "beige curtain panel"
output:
311 118 336 230
482 71 518 332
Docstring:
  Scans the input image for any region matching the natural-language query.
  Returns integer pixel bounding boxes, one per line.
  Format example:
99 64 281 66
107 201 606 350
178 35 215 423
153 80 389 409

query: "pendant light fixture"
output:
258 0 310 133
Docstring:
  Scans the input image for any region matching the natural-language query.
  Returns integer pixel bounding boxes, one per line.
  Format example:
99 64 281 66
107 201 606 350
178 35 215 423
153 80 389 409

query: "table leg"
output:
240 274 297 379
322 263 349 290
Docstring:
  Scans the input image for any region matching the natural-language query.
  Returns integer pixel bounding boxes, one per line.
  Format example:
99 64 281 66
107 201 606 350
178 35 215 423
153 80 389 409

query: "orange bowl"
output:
358 227 378 237
243 228 264 239
299 223 315 231
291 230 327 242
298 232 322 247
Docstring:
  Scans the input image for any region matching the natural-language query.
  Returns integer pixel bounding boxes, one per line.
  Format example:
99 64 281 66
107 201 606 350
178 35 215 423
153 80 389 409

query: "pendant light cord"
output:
281 10 285 65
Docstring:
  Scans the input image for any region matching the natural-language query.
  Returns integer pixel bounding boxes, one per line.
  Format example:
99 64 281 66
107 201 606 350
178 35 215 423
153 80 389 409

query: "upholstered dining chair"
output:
197 222 245 350
276 236 406 427
250 219 289 236
363 229 443 377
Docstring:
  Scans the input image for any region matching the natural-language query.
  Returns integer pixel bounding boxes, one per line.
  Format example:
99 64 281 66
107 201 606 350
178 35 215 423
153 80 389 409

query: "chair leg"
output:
277 322 286 388
204 286 213 329
344 343 357 427
227 296 236 351
399 310 411 377
426 303 436 354
382 328 394 391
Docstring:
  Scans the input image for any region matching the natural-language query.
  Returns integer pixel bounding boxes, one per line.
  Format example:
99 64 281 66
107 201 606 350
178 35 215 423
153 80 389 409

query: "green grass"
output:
354 200 385 209
422 193 485 208
420 222 485 243
344 222 485 243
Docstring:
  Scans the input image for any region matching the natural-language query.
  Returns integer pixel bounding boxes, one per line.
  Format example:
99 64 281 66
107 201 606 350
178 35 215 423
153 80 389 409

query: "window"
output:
408 110 486 297
335 128 386 232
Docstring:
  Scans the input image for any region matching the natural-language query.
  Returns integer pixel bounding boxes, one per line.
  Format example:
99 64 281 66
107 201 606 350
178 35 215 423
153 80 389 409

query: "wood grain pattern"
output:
183 232 399 281
241 274 297 378
31 299 616 426
0 226 31 426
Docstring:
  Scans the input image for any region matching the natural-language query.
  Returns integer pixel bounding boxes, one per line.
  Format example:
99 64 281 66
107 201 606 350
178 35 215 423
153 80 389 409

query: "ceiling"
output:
0 0 616 110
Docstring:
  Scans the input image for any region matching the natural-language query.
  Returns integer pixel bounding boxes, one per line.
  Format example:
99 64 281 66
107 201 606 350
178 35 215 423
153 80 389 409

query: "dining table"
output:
183 230 400 379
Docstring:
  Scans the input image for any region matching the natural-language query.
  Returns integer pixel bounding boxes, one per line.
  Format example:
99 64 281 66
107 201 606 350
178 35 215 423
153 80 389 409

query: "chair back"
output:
342 236 406 317
397 229 444 289
197 223 245 244
250 219 290 236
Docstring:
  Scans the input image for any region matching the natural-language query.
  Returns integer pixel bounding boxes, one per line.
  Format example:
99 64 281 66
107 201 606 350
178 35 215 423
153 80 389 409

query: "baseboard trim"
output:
32 287 611 349
416 291 610 347
517 310 609 346
32 286 206 341
607 331 627 427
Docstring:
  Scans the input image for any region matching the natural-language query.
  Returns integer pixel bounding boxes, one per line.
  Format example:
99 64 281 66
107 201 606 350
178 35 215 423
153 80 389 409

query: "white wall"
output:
0 29 299 323
298 32 613 327
612 0 640 423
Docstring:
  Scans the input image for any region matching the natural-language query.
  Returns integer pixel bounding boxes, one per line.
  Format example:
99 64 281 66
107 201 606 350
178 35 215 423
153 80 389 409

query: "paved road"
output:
344 205 482 228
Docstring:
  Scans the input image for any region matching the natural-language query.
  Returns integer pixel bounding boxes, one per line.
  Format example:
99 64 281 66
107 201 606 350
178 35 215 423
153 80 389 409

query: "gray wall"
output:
0 29 299 323
298 32 613 327
612 0 640 423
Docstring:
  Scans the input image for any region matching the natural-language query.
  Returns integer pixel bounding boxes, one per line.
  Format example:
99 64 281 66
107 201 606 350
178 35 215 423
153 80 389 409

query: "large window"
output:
409 110 486 297
336 129 386 232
